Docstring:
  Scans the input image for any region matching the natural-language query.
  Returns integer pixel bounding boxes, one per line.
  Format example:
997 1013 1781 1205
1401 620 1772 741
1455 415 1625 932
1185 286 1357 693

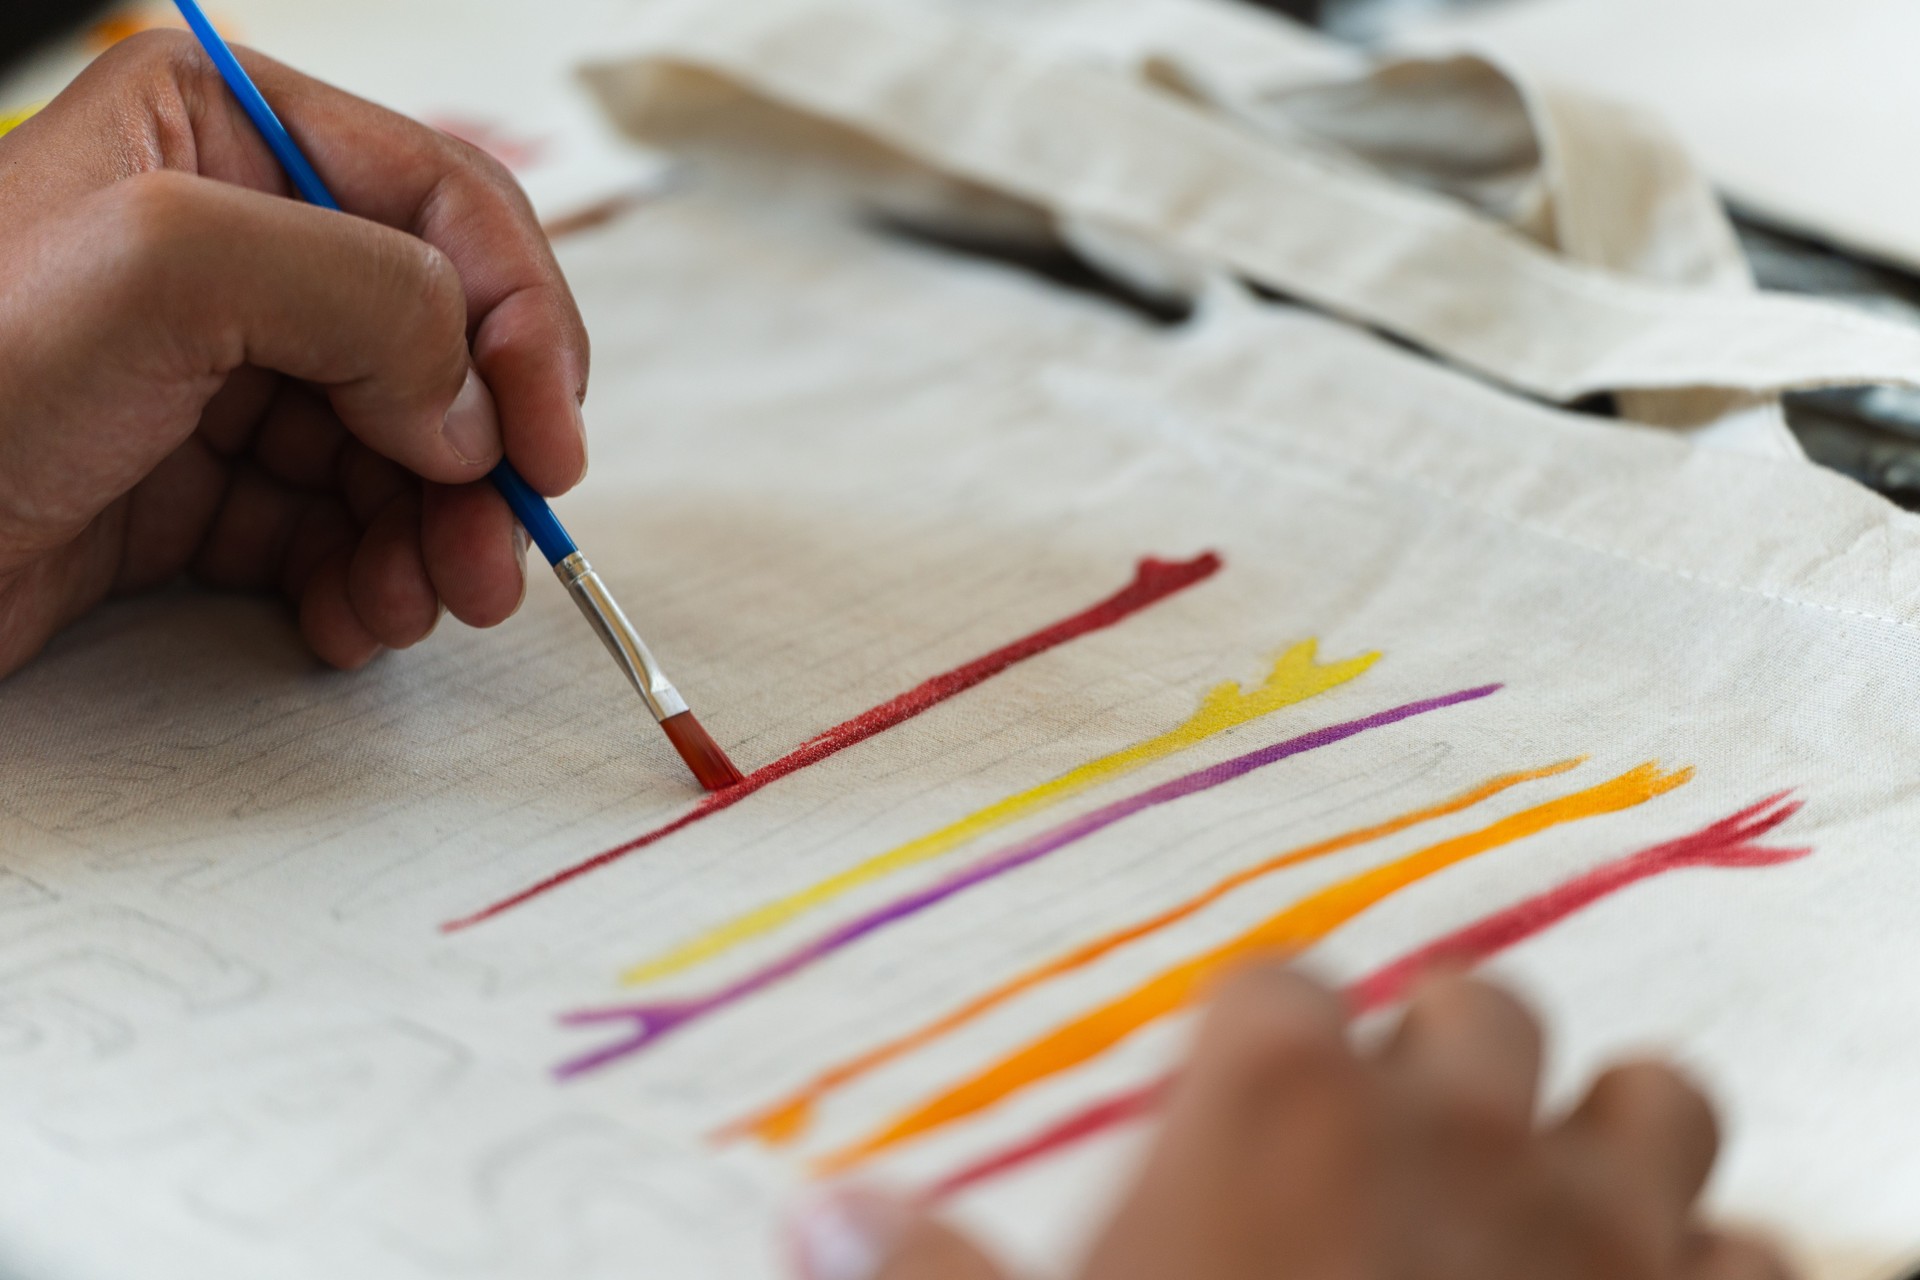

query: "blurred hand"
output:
0 29 590 675
795 969 1792 1280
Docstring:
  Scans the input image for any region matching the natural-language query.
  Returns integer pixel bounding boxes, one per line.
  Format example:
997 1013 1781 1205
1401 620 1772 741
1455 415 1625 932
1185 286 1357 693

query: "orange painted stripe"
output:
813 761 1691 1173
725 758 1583 1147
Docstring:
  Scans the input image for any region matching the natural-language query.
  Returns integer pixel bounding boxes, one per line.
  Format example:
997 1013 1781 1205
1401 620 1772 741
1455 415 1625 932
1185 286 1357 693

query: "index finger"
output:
186 38 593 496
1557 1060 1722 1254
1378 973 1544 1134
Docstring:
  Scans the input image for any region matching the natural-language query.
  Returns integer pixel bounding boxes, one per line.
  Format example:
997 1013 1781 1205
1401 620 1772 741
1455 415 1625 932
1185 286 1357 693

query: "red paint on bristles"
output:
661 710 746 793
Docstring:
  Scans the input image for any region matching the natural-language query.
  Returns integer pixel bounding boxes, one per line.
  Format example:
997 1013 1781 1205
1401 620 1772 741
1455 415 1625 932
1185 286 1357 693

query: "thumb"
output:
789 1187 1011 1280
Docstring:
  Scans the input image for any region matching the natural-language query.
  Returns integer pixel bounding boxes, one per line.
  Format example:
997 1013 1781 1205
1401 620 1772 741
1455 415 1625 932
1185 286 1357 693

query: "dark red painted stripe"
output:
925 791 1809 1200
441 554 1223 932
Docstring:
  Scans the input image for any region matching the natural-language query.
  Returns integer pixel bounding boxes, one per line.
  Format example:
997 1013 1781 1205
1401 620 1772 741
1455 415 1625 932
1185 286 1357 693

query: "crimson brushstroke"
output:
924 791 1809 1201
442 553 1223 932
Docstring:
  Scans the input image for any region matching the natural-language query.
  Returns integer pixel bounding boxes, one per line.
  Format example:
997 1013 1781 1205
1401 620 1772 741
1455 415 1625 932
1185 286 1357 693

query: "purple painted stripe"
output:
554 683 1502 1079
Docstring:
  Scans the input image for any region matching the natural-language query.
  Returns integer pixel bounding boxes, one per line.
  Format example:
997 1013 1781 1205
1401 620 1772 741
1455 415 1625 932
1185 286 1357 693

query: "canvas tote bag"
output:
6 3 1920 1279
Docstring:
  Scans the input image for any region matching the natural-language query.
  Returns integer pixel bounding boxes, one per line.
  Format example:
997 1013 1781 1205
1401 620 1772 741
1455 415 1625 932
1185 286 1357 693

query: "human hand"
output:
794 968 1792 1280
0 29 590 676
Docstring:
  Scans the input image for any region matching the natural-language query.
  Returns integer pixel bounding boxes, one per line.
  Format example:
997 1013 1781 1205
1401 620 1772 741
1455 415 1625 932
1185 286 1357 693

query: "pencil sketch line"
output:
552 684 1503 1080
441 553 1223 932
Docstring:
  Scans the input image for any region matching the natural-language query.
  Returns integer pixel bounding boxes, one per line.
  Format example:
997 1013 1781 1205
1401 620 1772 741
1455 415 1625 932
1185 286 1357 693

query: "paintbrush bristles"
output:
661 711 745 792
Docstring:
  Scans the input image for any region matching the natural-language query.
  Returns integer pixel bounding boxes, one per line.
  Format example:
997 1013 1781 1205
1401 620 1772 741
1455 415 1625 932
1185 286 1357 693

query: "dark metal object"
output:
1735 217 1920 508
1243 0 1328 21
872 215 1195 327
0 0 115 77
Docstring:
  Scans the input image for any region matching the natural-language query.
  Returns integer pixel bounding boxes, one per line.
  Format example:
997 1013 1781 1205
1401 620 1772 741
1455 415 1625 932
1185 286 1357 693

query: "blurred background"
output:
1253 0 1920 510
1260 0 1491 36
12 0 1920 507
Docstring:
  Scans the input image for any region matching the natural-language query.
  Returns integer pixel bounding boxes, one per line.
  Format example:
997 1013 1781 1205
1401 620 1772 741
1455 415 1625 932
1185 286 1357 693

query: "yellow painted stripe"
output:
0 105 43 137
622 640 1381 985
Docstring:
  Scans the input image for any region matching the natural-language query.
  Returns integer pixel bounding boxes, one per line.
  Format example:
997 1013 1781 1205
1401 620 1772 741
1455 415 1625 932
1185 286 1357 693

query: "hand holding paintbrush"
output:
0 11 740 790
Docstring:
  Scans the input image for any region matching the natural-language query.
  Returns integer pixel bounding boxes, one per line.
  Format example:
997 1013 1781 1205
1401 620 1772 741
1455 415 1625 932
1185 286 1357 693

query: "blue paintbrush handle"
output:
165 0 746 789
172 0 579 567
488 459 578 563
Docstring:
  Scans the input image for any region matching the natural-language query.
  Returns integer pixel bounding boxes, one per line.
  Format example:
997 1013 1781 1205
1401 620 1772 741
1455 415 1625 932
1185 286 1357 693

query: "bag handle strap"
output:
587 0 1920 407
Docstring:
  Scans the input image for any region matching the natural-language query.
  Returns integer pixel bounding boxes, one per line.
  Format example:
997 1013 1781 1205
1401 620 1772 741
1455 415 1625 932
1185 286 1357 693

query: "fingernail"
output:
512 526 531 613
786 1187 911 1280
442 370 501 466
572 398 591 488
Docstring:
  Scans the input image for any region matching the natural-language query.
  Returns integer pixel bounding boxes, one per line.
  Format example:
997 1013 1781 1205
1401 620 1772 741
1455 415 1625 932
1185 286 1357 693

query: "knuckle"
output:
1590 1061 1720 1148
1579 1217 1667 1279
94 172 207 281
385 239 469 377
450 135 520 192
1537 1153 1670 1277
105 170 198 236
1399 973 1542 1066
100 26 202 72
1757 1246 1799 1280
874 1220 1001 1280
97 27 233 110
430 128 534 209
1197 966 1353 1095
1210 964 1342 1038
417 242 467 317
1430 1084 1530 1152
1209 962 1295 1020
1391 978 1540 1144
413 127 524 224
1710 1233 1799 1280
1423 973 1539 1037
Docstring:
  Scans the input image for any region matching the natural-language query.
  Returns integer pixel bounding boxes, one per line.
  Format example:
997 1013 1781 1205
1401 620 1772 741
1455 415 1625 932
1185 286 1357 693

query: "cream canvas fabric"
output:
587 0 1920 454
1384 0 1920 276
4 2 1920 1278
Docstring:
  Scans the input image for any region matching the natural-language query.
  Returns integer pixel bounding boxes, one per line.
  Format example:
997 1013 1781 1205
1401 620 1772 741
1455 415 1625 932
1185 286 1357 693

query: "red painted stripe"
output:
1346 791 1805 1010
924 791 1809 1199
924 1080 1170 1203
441 554 1223 932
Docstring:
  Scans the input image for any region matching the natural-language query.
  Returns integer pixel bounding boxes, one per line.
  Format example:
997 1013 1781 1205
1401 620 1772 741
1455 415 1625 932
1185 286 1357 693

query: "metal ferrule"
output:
555 552 690 723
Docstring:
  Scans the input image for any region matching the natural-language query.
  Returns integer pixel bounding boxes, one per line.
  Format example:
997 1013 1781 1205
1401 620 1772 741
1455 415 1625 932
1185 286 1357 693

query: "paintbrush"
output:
169 0 743 792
